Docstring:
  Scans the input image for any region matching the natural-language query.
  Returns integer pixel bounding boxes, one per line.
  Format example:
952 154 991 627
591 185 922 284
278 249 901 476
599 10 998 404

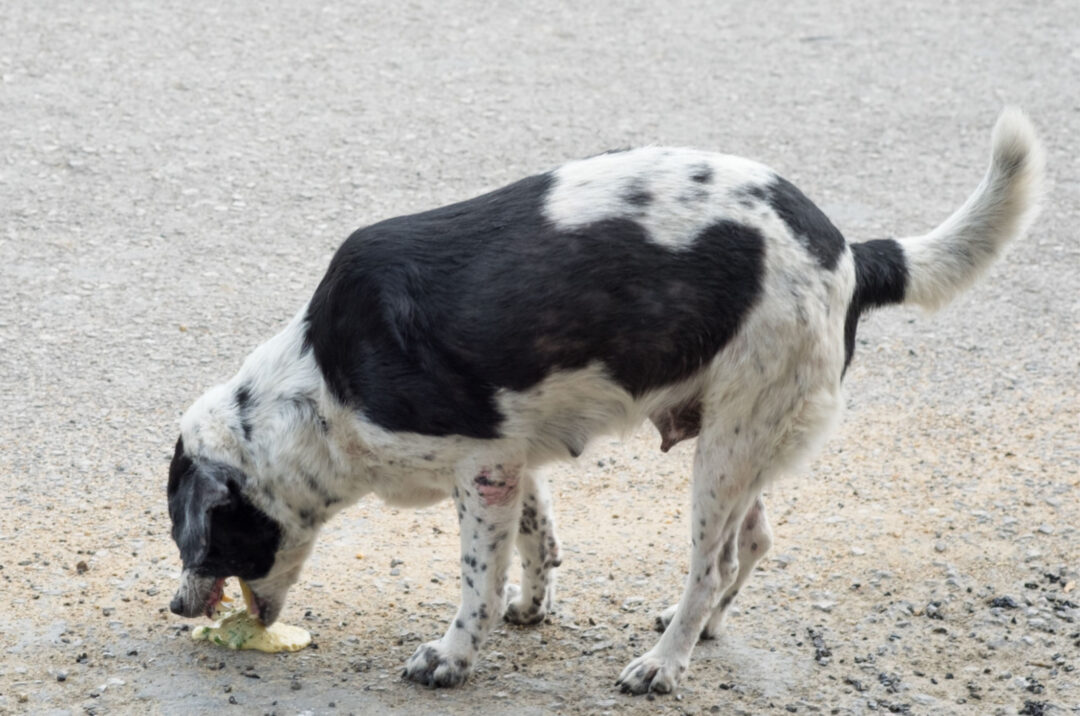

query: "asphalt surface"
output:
1 1 1078 714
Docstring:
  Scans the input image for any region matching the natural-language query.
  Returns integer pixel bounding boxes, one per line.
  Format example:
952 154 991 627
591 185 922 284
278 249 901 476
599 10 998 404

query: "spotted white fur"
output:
545 148 777 249
171 109 1043 694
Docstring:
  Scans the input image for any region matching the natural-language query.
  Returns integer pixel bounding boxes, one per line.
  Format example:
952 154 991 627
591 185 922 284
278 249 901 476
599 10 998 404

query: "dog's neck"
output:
181 309 358 538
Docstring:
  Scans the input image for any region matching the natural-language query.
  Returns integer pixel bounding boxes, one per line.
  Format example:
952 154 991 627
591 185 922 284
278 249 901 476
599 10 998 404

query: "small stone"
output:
989 596 1019 609
934 541 947 553
56 671 67 682
812 600 836 613
76 561 89 574
291 680 302 691
228 695 238 705
390 558 404 568
390 568 401 576
1037 524 1054 535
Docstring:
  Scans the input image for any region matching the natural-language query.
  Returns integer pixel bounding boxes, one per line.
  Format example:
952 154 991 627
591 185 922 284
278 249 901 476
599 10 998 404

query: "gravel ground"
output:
1 1 1078 714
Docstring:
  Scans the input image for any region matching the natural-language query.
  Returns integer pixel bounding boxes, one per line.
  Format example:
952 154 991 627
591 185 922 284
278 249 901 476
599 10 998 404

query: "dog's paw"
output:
402 641 472 688
503 583 547 626
616 649 687 695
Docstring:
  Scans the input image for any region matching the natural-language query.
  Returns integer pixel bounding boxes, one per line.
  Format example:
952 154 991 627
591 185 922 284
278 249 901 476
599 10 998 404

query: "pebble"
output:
774 554 797 568
56 671 67 682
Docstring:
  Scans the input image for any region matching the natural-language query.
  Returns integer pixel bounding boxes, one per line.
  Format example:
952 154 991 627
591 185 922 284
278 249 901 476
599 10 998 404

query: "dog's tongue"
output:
238 578 260 619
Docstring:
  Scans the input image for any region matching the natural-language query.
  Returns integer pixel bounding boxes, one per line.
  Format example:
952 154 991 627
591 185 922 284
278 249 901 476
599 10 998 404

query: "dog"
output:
167 108 1043 694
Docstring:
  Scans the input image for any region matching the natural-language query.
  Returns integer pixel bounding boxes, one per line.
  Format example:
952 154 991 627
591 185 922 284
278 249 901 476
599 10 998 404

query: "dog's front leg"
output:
403 459 522 688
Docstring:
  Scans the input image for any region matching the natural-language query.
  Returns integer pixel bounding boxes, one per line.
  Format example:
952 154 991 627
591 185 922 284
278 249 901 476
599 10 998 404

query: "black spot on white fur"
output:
623 179 652 207
235 385 254 441
690 164 713 183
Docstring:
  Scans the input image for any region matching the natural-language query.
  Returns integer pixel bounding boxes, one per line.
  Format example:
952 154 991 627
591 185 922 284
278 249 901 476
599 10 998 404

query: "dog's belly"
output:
375 484 450 509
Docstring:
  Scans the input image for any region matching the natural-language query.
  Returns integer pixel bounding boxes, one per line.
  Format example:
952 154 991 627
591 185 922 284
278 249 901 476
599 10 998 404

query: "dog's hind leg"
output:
617 432 759 694
403 456 524 688
505 470 561 625
655 494 773 639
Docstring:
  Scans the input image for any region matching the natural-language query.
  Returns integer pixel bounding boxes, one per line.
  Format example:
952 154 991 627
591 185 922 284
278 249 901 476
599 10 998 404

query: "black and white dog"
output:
168 109 1042 693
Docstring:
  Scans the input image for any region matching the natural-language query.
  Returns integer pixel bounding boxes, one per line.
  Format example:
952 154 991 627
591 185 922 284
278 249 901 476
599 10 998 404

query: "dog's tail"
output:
849 108 1044 315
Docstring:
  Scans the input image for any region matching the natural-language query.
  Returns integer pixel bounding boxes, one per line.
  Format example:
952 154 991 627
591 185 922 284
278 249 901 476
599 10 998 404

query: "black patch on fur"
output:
167 437 282 579
845 239 908 371
235 385 254 441
623 179 652 207
305 173 766 438
691 164 713 184
766 176 845 270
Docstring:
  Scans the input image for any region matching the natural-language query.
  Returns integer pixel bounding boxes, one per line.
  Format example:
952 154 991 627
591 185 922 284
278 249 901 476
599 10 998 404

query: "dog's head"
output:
166 436 307 625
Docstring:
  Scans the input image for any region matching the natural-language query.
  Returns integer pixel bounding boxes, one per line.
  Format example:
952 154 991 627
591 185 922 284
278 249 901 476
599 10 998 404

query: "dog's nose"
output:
169 592 185 616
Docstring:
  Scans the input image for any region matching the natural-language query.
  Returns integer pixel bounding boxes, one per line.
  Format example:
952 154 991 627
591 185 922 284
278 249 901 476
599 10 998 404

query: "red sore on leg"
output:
474 465 520 506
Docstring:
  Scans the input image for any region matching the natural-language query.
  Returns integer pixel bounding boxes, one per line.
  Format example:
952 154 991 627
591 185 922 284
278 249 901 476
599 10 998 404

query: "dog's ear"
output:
167 437 233 568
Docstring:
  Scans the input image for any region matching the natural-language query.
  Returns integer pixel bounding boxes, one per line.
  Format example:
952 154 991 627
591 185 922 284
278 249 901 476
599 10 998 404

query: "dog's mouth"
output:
204 577 227 618
203 577 268 624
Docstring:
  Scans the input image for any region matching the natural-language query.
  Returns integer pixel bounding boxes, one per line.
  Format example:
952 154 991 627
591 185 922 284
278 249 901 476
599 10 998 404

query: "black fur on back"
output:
766 176 846 271
304 173 767 438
